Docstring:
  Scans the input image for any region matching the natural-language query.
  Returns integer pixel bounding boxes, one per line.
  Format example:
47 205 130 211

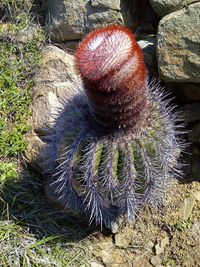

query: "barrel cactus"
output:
44 25 183 232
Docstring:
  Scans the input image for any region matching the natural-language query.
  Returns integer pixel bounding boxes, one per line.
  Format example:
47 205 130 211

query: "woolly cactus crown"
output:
45 25 182 232
75 25 147 130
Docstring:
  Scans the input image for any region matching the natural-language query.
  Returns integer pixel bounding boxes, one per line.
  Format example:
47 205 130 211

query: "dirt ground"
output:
90 179 200 267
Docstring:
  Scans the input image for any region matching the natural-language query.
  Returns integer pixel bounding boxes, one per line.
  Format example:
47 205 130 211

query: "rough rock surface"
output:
157 3 200 83
181 103 200 123
45 0 158 41
138 35 157 75
189 122 200 143
45 0 123 41
149 0 199 17
167 83 200 103
91 0 121 10
25 45 81 171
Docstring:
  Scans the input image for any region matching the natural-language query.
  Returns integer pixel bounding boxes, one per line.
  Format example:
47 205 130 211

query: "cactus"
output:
45 25 183 232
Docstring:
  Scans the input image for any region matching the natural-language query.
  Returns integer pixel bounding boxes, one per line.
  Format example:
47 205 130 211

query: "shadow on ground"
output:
0 165 99 243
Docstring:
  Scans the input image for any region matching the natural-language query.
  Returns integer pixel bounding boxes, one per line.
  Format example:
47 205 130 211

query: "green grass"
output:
0 171 93 266
0 0 44 157
0 1 93 266
175 217 194 231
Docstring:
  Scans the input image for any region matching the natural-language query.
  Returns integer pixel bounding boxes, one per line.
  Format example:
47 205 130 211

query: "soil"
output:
90 180 200 267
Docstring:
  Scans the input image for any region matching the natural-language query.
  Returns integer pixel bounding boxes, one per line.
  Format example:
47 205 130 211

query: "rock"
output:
87 9 124 30
109 220 120 234
91 0 121 10
44 0 87 41
149 0 198 17
93 236 114 253
93 232 141 266
24 134 46 173
192 155 200 180
150 255 162 266
56 41 79 51
91 261 104 267
138 35 157 75
155 236 169 255
100 250 125 266
192 145 200 156
138 35 157 67
166 83 200 104
191 145 200 180
93 238 125 267
44 0 158 42
191 221 200 243
131 257 152 267
31 45 80 132
121 0 159 33
189 122 200 143
115 232 132 248
24 45 80 171
157 3 200 83
181 103 200 123
45 0 123 41
180 196 196 221
147 240 155 249
193 191 200 201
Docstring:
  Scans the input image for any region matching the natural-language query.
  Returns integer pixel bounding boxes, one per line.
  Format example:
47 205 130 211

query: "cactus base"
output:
43 84 182 230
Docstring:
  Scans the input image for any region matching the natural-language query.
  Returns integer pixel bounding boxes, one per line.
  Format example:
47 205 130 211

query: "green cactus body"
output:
45 91 181 230
44 25 183 231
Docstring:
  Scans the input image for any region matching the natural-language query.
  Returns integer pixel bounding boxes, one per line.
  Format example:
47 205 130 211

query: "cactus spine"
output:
45 25 182 231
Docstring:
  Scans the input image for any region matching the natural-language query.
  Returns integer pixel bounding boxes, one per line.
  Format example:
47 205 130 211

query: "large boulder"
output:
181 103 200 123
149 0 198 17
90 0 121 10
44 0 158 41
45 0 122 41
166 83 200 104
25 45 81 172
157 3 200 83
